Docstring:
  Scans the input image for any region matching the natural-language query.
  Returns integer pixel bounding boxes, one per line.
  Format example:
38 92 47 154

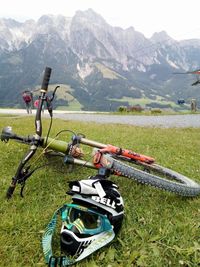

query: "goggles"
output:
42 203 115 266
61 204 112 235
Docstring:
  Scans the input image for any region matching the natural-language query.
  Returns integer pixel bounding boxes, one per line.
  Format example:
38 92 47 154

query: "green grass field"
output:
0 116 199 267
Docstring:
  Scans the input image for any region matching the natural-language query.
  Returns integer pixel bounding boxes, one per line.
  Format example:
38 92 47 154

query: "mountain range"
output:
0 9 200 111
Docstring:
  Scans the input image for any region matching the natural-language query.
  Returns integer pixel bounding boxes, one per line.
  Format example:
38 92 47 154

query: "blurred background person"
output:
22 90 33 114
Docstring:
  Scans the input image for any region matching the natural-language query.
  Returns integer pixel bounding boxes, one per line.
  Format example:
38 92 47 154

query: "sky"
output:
0 0 200 40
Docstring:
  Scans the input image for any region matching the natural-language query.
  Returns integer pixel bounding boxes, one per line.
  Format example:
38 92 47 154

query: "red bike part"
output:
93 151 121 176
93 151 113 168
99 144 155 164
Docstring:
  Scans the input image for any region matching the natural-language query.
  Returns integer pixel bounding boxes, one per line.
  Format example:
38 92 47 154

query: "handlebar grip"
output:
6 185 16 199
41 67 52 91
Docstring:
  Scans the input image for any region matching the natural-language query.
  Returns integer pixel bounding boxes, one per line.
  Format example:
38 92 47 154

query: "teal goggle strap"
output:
42 205 115 267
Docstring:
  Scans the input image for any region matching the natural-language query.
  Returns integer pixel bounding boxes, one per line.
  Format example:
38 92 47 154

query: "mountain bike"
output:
1 67 200 198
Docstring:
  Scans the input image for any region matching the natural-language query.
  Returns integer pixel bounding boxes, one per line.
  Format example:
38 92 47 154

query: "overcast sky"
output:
0 0 200 40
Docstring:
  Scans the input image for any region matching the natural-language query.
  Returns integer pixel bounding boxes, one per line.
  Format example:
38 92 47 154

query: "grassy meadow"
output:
0 115 199 267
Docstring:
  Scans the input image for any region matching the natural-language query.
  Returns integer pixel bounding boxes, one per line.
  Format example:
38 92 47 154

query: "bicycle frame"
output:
43 135 155 168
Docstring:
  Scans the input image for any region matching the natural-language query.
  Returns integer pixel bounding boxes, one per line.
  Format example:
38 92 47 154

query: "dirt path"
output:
54 113 200 128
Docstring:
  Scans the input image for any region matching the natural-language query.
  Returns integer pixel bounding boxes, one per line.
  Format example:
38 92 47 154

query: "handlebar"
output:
1 126 36 145
6 67 52 198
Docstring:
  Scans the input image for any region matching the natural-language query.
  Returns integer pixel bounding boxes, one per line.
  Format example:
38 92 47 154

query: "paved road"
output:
1 109 200 128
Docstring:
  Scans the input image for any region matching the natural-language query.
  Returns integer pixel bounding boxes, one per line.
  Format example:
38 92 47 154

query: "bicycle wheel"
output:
104 154 200 197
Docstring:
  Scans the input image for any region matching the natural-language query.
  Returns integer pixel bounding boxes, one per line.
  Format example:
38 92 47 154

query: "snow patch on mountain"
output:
166 55 179 69
77 62 94 79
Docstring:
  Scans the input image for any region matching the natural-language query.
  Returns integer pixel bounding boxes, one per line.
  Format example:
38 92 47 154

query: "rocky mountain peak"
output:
151 30 175 44
74 8 107 25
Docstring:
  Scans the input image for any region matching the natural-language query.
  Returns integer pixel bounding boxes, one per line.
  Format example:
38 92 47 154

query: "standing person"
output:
22 91 32 114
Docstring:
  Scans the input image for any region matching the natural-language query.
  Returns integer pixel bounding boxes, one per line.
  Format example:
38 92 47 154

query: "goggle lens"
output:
68 208 100 230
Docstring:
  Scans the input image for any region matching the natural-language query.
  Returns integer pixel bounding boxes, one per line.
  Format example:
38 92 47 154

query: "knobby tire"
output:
108 155 200 197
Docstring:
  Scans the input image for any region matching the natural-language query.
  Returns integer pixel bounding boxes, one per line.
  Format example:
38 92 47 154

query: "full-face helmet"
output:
60 177 124 257
42 175 124 266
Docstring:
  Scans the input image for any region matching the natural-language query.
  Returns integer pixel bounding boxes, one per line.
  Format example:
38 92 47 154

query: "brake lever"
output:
18 167 35 197
46 97 53 117
20 183 26 197
46 86 60 117
51 86 60 101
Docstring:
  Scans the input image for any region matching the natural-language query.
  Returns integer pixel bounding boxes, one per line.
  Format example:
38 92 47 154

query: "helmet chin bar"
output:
60 231 79 256
60 228 114 259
